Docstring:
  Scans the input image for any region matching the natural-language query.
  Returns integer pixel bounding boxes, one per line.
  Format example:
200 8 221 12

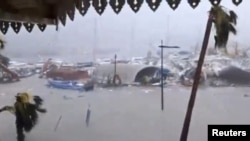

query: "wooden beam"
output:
0 13 56 25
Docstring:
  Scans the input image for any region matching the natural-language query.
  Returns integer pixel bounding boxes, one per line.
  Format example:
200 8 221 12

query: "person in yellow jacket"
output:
0 92 47 141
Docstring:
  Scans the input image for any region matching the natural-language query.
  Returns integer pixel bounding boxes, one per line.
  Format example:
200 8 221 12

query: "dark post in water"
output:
114 54 117 77
179 14 213 141
158 40 179 111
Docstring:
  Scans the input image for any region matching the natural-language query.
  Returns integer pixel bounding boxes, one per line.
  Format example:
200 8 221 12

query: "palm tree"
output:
0 36 5 50
180 6 238 141
0 37 9 67
211 6 238 54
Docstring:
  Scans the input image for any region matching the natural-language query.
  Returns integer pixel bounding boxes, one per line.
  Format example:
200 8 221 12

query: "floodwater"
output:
0 76 250 141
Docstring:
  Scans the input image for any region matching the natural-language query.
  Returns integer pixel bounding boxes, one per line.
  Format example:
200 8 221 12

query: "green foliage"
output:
0 38 5 50
210 6 237 49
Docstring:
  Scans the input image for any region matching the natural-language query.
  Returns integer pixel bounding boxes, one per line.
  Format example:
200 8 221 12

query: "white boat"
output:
96 58 112 65
129 57 145 64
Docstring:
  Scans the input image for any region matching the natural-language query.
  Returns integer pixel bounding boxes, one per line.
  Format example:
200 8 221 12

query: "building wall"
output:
94 64 159 84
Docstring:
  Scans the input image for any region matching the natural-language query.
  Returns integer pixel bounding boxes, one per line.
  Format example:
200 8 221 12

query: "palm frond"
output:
229 10 237 25
228 24 237 35
214 36 218 48
0 39 5 49
215 22 228 47
210 6 237 49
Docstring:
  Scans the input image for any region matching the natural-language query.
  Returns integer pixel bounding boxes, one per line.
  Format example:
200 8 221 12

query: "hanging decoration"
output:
65 0 75 21
10 22 22 34
58 13 67 26
110 0 126 14
67 5 76 21
166 0 181 10
23 23 35 33
57 0 74 26
0 21 9 35
76 0 91 16
209 0 221 6
92 0 108 15
58 14 67 26
0 0 243 34
127 0 144 13
232 0 242 6
146 0 162 11
37 24 47 32
188 0 200 9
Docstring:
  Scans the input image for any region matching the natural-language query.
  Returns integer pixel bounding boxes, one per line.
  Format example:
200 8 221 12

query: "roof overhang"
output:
0 0 243 34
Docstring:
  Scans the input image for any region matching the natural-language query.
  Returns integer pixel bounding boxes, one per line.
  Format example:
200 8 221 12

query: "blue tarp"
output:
47 80 94 91
158 68 171 75
154 68 173 79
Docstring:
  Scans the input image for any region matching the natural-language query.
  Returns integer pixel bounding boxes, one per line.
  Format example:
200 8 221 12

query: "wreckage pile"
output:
169 55 250 87
92 52 250 88
1 53 250 88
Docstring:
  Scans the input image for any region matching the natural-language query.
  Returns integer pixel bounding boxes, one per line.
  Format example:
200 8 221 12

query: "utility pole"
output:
158 40 179 111
179 14 213 141
93 18 97 62
114 54 117 77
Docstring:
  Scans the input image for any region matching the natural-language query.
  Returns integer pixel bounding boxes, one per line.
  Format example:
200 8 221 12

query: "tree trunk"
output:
224 47 228 55
179 13 213 141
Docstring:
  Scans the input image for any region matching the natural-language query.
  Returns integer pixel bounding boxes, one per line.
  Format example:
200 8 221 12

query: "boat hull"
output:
47 80 94 91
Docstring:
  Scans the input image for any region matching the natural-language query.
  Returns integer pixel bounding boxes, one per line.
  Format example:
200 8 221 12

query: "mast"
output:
130 17 135 58
165 15 170 44
93 17 97 62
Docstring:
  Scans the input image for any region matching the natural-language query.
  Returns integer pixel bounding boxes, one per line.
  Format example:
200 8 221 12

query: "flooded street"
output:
1 76 250 141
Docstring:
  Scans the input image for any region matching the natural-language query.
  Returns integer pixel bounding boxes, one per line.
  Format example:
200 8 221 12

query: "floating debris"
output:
54 115 62 132
63 95 85 100
85 105 91 127
143 89 153 93
63 95 74 100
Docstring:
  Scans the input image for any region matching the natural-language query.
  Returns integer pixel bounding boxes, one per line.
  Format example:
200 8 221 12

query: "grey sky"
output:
2 1 250 61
